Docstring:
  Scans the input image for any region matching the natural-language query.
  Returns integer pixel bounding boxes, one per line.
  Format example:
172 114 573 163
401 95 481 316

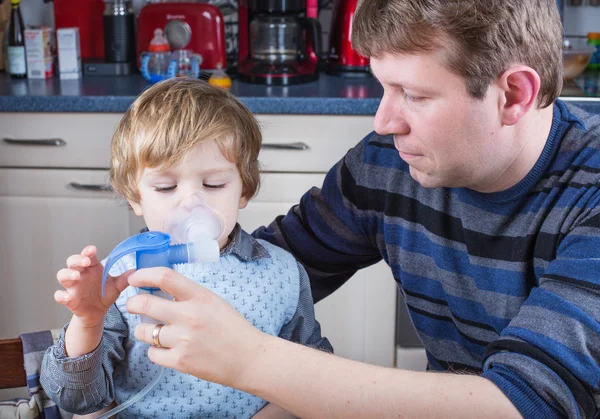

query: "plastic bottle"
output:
587 32 600 70
147 28 171 78
208 64 232 90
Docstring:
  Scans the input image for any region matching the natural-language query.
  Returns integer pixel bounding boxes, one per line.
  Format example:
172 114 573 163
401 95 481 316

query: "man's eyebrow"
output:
376 76 437 95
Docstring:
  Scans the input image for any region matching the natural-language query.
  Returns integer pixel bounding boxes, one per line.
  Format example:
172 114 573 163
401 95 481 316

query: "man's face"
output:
371 52 510 190
129 139 248 249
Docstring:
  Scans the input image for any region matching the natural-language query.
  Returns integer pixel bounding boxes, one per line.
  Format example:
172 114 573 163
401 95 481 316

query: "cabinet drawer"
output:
0 113 375 173
0 113 122 169
0 168 115 198
257 115 373 173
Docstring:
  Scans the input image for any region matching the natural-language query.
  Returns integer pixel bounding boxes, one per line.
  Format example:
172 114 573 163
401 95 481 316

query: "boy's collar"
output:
221 224 270 261
139 223 270 262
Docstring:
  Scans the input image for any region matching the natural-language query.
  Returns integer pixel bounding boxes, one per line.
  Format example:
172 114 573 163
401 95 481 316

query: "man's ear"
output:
497 65 541 126
128 200 143 216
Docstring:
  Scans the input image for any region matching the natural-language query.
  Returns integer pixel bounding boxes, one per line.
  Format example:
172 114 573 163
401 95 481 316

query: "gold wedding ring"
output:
151 323 165 348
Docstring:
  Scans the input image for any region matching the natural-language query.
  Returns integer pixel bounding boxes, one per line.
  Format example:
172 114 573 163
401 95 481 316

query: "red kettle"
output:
327 0 370 77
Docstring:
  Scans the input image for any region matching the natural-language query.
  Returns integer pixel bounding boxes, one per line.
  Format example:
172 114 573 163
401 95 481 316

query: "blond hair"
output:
110 78 262 203
353 0 563 108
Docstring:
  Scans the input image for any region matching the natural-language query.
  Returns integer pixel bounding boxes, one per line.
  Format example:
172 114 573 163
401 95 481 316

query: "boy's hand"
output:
55 245 131 329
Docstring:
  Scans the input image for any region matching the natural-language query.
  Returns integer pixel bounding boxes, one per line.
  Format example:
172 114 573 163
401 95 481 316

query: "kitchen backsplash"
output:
17 0 335 58
16 0 598 37
564 4 600 36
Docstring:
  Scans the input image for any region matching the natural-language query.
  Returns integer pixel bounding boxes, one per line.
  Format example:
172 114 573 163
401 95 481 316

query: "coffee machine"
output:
237 0 322 85
327 0 370 77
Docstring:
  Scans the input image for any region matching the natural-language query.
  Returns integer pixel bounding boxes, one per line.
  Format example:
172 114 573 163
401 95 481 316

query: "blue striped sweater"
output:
254 100 600 419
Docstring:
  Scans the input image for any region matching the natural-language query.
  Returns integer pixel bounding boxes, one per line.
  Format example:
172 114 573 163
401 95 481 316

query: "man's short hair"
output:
110 78 262 203
353 0 563 108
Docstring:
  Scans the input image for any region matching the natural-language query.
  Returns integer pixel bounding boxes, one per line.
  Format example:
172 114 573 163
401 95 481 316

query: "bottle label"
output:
8 46 26 75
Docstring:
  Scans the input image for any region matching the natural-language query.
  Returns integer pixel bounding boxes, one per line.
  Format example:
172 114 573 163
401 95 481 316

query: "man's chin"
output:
409 168 444 188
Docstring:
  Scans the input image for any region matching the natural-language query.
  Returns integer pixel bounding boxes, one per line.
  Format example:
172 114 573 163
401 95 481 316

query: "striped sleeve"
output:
278 262 334 353
483 205 600 419
40 304 128 414
253 137 382 302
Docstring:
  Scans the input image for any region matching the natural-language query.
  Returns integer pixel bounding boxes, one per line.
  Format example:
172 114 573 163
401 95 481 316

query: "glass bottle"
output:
7 0 26 79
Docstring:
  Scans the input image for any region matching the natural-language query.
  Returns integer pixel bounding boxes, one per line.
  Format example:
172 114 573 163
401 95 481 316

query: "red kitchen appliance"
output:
137 3 227 71
327 0 370 77
237 0 322 85
54 0 105 60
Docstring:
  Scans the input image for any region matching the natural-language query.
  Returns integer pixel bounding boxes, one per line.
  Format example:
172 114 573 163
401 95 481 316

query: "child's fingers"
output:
82 245 102 268
81 245 97 257
113 270 135 293
66 254 91 269
54 289 71 306
57 268 80 288
54 290 81 311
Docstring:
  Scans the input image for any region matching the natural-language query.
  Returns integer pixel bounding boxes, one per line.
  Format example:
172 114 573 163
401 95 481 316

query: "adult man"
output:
128 0 600 417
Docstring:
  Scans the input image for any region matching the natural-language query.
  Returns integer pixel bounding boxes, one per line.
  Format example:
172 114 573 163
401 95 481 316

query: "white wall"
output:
564 4 600 36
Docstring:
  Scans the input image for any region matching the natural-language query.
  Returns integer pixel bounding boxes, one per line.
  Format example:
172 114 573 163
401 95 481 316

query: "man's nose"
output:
374 96 410 136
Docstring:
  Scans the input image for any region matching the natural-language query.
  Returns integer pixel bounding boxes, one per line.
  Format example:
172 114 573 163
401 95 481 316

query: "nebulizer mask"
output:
97 191 224 419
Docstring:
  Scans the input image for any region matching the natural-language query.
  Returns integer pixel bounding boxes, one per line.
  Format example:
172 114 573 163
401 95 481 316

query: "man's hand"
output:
126 267 266 388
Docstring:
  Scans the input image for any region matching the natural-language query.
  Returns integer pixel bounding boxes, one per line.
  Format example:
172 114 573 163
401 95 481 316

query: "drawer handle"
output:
261 142 310 150
69 182 113 192
4 138 66 147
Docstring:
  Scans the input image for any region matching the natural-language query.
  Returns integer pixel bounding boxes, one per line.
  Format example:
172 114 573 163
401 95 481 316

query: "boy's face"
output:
371 51 513 192
129 139 248 249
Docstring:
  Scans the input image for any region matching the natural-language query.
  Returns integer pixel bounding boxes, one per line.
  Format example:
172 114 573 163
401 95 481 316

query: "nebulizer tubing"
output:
95 192 223 418
96 366 165 419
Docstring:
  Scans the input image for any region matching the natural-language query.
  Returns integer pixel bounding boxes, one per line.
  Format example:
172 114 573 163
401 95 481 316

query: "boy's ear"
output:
239 196 249 210
128 200 143 216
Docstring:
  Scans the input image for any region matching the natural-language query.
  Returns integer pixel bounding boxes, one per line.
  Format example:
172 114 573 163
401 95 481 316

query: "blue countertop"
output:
2 72 600 114
0 72 384 115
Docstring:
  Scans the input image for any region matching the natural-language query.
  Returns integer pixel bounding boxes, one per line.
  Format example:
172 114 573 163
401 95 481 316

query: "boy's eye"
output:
154 185 176 192
204 183 226 189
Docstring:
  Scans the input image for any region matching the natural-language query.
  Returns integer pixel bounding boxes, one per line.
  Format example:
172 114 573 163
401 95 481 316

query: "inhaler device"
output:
101 191 224 308
97 191 224 419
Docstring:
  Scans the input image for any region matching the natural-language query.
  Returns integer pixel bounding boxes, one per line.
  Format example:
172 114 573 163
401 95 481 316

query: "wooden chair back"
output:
0 337 27 389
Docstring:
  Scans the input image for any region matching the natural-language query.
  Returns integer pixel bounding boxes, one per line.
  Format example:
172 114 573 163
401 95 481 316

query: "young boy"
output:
40 78 332 419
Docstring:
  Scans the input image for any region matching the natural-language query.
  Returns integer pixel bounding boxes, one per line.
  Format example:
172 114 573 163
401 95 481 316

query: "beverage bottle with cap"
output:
7 0 26 79
147 28 171 77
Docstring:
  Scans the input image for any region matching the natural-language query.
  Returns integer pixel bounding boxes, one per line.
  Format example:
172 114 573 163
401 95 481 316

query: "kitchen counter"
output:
0 72 383 115
2 71 600 114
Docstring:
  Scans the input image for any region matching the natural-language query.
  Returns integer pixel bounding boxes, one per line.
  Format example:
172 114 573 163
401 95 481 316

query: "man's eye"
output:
154 185 177 192
204 183 226 189
406 94 425 103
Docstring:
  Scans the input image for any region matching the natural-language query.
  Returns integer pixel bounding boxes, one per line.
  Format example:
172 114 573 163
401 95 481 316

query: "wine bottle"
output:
7 0 26 79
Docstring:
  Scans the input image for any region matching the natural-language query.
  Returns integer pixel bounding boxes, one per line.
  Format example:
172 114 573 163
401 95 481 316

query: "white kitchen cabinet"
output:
0 112 397 367
0 168 132 339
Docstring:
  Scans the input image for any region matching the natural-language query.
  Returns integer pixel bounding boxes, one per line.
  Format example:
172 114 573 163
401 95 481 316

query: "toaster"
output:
137 3 227 71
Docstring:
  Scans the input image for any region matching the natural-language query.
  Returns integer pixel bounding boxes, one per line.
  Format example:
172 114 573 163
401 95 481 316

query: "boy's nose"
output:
174 187 199 208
